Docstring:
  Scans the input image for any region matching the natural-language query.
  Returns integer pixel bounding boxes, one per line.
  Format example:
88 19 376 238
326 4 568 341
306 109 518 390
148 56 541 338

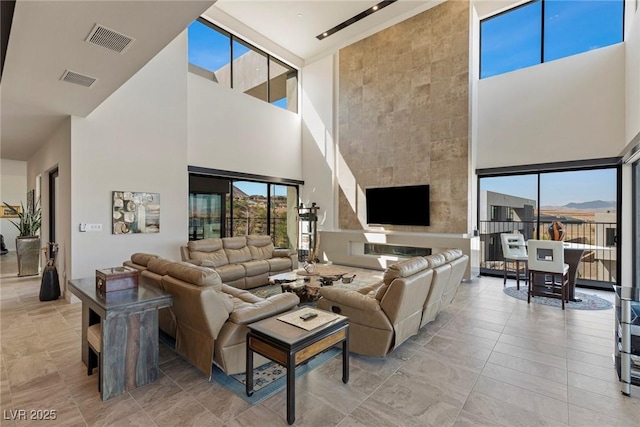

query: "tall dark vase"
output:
40 242 60 301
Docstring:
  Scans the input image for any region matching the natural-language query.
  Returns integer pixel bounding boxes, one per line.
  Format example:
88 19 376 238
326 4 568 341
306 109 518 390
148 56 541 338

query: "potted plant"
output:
2 199 41 276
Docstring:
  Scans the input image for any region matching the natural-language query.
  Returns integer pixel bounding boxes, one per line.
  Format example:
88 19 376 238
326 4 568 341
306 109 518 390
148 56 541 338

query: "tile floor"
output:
1 252 639 426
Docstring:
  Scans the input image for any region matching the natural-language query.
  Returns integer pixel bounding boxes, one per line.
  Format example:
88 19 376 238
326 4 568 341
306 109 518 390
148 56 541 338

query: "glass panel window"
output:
232 39 268 102
480 1 542 79
232 181 268 236
480 0 623 79
269 184 298 248
188 20 230 85
269 57 298 112
544 0 623 62
189 193 223 240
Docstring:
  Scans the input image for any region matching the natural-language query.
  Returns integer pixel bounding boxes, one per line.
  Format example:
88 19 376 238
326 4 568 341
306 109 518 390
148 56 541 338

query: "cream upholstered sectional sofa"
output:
179 235 298 289
123 253 299 377
317 249 468 357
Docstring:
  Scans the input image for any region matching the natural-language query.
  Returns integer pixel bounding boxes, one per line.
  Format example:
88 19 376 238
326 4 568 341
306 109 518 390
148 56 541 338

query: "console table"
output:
614 286 640 396
68 276 172 400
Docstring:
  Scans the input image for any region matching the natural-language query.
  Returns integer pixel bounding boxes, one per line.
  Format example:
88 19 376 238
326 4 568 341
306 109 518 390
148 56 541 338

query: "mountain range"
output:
541 200 616 210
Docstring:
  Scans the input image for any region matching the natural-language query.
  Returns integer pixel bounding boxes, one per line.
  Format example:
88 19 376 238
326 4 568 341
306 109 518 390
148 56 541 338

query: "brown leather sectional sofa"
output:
179 235 298 289
317 249 469 357
123 253 299 377
123 246 467 377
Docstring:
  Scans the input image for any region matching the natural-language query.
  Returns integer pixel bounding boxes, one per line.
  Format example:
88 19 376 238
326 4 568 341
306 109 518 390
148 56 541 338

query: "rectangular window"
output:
188 20 230 84
480 0 623 79
479 167 618 288
269 57 298 113
188 17 298 112
480 0 542 79
232 39 268 102
544 0 624 62
605 228 616 246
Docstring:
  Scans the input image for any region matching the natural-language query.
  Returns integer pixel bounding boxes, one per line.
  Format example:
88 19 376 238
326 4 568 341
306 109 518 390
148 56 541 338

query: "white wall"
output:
187 73 302 180
70 33 190 279
476 44 626 169
27 119 72 296
300 54 336 231
0 159 27 251
625 2 640 144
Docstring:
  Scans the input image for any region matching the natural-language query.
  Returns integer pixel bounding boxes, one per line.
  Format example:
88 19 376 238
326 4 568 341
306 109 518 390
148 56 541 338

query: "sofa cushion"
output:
223 237 252 263
188 239 229 267
188 238 224 252
247 235 274 260
425 253 447 268
267 257 292 273
146 258 175 275
383 257 430 285
166 263 223 289
241 260 269 276
130 252 158 267
214 263 246 282
442 249 462 262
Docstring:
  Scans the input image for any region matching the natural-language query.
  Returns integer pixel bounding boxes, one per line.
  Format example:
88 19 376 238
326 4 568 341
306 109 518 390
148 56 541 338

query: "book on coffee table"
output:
277 308 340 331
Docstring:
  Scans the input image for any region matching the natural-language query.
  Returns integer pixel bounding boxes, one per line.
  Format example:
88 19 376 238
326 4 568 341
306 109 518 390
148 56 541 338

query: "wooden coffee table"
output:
269 267 359 302
246 308 349 425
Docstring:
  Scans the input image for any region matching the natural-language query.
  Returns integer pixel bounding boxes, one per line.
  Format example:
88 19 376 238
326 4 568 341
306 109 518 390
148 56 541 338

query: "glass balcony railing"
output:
480 220 617 285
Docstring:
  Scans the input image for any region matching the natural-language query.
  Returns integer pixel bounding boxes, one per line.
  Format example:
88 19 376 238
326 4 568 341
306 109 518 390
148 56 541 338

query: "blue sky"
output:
481 169 617 206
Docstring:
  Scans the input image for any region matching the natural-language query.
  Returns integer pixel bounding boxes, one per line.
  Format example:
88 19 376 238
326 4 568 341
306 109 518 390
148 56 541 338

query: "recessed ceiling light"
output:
297 13 302 18
316 1 396 40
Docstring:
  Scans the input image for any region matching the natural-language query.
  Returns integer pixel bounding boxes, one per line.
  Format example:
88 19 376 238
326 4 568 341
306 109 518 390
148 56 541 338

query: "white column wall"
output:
476 44 626 169
621 4 640 288
0 159 27 251
27 119 72 298
300 55 336 231
187 73 302 180
70 33 189 279
625 3 640 144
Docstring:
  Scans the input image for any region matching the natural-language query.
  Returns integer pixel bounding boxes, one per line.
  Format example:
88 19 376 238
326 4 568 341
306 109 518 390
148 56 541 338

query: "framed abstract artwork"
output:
112 191 160 234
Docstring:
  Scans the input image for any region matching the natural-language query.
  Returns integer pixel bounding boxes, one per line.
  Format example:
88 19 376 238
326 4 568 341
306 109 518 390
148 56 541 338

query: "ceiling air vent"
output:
60 70 97 88
85 24 135 53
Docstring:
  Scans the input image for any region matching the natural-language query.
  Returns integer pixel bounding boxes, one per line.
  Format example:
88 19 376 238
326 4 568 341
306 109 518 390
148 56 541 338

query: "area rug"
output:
503 286 613 310
209 347 341 404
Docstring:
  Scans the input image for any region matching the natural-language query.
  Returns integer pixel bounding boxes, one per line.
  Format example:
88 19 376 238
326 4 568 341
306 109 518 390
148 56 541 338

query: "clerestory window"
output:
188 17 298 112
480 0 624 79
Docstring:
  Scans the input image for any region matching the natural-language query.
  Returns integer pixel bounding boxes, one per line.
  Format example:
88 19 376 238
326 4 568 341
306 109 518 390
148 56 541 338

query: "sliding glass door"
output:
539 169 617 284
479 167 618 289
189 173 298 249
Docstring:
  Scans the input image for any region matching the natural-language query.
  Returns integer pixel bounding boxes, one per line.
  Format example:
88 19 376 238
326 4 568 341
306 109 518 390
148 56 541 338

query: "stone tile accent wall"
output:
338 0 469 233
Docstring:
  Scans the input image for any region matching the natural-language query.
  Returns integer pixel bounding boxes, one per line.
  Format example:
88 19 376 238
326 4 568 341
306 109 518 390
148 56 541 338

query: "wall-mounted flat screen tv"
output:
366 185 430 226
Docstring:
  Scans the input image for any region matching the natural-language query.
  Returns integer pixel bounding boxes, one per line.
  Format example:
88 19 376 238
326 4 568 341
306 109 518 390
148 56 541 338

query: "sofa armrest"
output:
318 288 382 311
273 248 296 258
355 280 384 295
180 245 190 262
182 258 203 266
228 293 300 325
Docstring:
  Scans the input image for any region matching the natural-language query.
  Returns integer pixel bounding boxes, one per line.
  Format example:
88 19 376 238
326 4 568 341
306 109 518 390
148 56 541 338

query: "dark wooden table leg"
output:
287 352 295 425
342 329 349 384
246 336 254 397
564 248 585 302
